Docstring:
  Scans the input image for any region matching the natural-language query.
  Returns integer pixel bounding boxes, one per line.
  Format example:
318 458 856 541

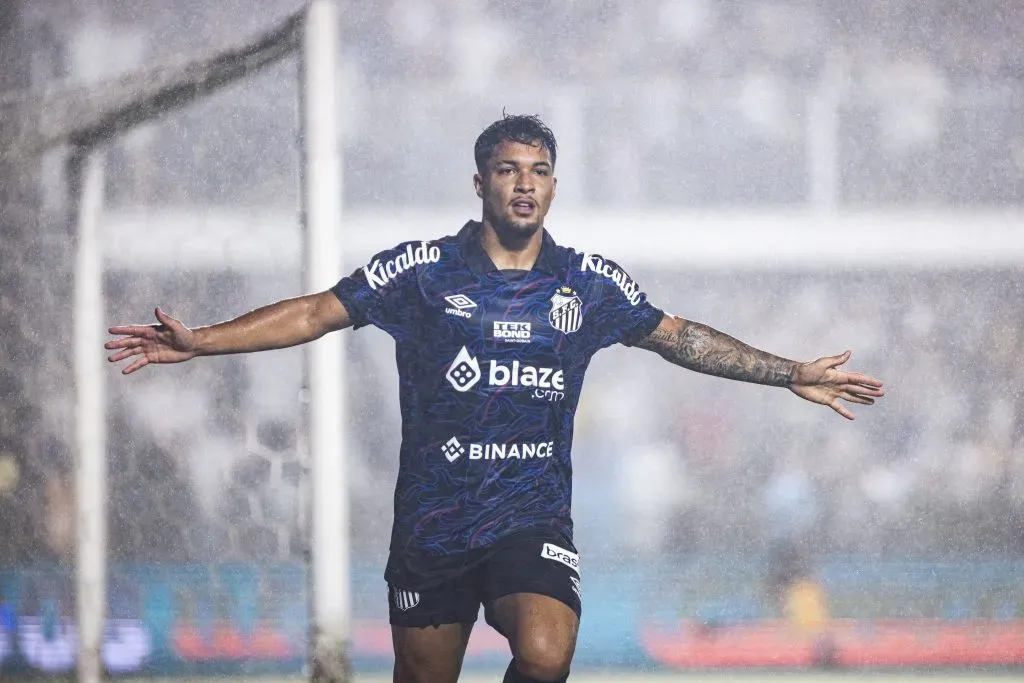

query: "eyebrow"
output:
496 159 552 168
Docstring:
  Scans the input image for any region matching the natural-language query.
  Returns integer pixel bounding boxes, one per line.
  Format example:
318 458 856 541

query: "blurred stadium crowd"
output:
345 269 1024 566
0 0 1023 570
87 0 1024 209
579 270 1024 562
5 266 1024 566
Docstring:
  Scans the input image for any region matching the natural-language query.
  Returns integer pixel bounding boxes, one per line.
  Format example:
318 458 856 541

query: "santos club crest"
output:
549 286 583 334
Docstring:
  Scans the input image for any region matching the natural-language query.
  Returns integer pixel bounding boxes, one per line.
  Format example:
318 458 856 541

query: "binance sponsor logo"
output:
441 436 555 464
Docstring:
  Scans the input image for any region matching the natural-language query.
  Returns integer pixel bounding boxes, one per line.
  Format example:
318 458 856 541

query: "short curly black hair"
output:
474 113 557 173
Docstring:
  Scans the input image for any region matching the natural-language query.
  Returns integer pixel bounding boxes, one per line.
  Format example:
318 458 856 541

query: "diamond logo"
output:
444 294 477 310
445 346 481 392
441 436 465 463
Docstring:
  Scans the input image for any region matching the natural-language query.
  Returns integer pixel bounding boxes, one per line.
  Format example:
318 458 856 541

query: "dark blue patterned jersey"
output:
331 221 663 587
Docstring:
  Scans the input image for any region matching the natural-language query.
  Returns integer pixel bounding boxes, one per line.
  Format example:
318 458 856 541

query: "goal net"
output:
0 4 348 681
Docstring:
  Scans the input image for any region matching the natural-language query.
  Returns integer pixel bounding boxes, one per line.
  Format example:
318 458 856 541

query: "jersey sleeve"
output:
581 253 665 349
330 240 439 336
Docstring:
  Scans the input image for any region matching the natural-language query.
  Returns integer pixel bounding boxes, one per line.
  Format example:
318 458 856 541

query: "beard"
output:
486 206 543 246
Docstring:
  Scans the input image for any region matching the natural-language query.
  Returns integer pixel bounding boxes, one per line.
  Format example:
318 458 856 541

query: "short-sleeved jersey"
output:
332 221 663 587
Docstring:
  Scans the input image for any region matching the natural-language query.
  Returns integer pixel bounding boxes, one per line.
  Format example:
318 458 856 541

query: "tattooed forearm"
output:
637 316 798 387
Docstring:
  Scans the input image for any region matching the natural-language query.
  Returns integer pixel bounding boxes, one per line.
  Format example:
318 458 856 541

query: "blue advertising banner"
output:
0 564 308 677
1 561 1022 676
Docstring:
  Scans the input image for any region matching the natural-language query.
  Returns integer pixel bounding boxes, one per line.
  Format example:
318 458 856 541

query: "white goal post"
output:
301 2 351 682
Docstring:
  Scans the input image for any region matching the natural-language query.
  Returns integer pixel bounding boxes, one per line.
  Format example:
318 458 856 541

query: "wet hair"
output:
474 113 557 173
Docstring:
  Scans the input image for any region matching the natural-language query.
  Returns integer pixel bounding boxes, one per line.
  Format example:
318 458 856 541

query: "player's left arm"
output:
635 313 885 420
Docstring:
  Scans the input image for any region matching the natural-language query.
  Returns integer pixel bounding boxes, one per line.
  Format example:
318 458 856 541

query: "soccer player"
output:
106 114 885 683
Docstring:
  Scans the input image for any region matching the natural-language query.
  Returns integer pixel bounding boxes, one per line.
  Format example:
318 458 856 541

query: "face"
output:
474 139 556 238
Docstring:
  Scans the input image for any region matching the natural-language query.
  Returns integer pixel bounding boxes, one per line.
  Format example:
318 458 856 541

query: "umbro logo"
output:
445 294 476 309
444 294 477 319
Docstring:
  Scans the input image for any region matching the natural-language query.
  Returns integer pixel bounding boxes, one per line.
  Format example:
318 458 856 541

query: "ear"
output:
473 172 484 199
551 175 557 201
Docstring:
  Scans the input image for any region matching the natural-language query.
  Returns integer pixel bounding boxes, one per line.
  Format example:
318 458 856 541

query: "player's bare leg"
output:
491 593 578 682
391 622 473 683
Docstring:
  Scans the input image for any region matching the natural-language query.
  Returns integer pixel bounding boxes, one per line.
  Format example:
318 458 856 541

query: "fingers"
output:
107 325 157 338
105 336 146 350
830 368 884 395
108 347 144 363
122 357 149 375
840 382 885 397
825 350 852 368
830 398 856 420
155 307 182 329
109 307 179 338
842 371 884 388
840 391 875 406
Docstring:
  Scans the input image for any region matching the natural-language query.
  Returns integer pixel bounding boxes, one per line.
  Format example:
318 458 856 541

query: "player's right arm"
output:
106 291 352 375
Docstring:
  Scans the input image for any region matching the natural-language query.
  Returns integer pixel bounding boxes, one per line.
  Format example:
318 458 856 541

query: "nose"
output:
515 172 535 193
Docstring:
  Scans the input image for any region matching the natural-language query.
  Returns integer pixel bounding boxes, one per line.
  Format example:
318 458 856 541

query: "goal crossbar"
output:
0 9 301 158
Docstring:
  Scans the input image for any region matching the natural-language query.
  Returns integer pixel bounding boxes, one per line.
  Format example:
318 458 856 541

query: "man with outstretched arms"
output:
107 115 885 683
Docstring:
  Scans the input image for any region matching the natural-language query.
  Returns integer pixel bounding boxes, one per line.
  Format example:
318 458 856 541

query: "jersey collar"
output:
457 220 558 276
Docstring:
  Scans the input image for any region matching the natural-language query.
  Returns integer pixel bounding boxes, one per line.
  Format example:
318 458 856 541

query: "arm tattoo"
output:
637 318 797 387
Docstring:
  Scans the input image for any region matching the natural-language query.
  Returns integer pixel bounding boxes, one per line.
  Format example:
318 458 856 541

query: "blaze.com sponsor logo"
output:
445 347 565 401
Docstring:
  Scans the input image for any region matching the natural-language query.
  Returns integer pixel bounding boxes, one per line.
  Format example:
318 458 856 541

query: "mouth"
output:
510 199 536 217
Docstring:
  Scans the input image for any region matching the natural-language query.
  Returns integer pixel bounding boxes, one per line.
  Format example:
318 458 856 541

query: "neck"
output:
480 218 543 270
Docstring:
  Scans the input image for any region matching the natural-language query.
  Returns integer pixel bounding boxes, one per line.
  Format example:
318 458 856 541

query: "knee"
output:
514 631 574 681
392 627 466 683
394 654 457 683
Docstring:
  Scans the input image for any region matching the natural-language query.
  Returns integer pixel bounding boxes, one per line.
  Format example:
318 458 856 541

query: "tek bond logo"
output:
494 321 531 342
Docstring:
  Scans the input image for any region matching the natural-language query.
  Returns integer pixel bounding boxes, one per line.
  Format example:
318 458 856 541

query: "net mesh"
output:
0 4 303 566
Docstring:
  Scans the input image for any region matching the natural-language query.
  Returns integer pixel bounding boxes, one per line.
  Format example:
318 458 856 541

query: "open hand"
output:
105 308 197 375
789 350 884 420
